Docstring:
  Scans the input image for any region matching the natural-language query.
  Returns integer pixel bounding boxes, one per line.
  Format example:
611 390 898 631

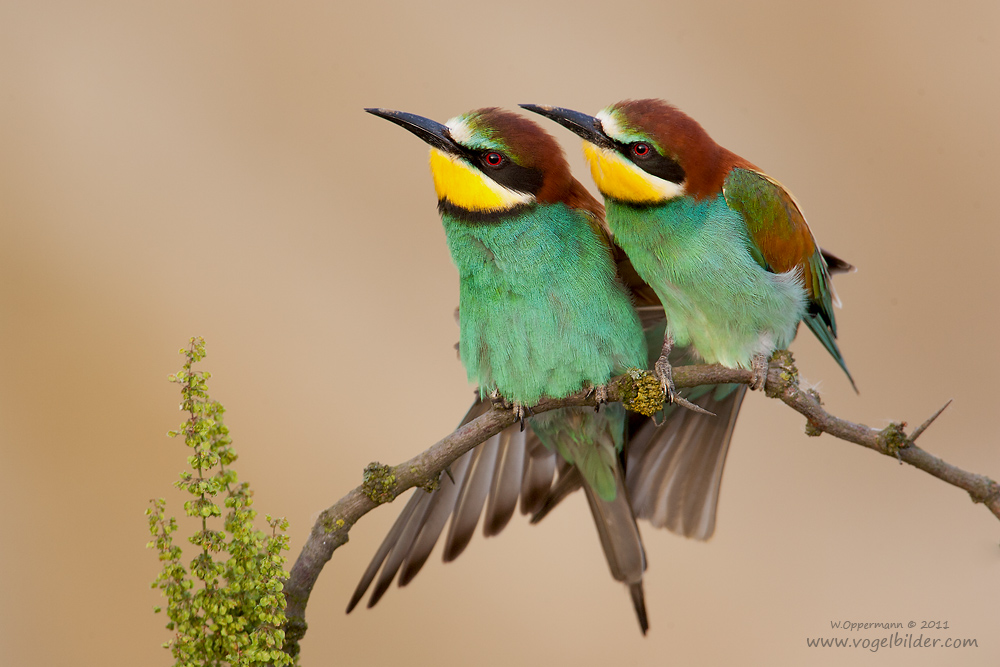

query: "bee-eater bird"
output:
357 106 652 630
347 107 747 634
522 100 855 400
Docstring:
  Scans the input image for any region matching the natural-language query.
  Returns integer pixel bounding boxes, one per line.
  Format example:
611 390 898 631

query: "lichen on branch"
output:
280 350 1000 658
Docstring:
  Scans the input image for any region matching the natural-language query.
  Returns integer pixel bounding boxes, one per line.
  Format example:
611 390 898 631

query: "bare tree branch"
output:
280 350 999 657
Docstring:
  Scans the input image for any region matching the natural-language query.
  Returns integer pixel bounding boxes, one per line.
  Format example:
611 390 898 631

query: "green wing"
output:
723 168 856 390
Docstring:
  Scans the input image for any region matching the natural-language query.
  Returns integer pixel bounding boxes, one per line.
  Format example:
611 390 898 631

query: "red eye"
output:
484 152 505 167
632 143 651 158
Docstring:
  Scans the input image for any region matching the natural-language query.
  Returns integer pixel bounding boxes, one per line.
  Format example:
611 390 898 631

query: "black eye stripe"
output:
452 148 543 195
612 139 686 185
484 157 544 194
442 134 545 196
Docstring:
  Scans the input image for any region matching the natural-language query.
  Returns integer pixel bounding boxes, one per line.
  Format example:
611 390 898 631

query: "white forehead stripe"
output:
596 110 622 140
446 117 473 145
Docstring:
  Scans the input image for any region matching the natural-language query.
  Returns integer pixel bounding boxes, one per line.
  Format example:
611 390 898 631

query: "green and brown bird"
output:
347 107 749 633
523 100 855 400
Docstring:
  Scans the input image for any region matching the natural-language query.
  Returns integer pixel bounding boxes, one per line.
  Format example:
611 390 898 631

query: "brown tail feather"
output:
582 464 649 634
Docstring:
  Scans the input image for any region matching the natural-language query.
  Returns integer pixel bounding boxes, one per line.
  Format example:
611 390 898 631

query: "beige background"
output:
2 1 998 665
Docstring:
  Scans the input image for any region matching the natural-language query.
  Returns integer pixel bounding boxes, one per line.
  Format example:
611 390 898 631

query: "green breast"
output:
442 204 646 404
606 196 807 368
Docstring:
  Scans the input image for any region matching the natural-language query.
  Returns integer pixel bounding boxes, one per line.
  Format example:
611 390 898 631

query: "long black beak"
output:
365 108 462 156
519 104 615 150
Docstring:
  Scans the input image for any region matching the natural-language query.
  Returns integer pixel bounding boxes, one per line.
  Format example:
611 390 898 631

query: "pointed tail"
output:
582 464 649 634
531 381 747 542
803 311 857 392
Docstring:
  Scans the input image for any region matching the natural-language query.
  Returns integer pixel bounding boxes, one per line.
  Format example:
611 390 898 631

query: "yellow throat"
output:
428 149 532 212
582 142 683 204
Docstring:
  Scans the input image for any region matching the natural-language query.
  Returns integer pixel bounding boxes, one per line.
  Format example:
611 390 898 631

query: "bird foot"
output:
653 353 677 405
653 353 716 419
512 402 533 431
490 388 511 410
586 384 609 412
750 353 769 391
490 389 533 430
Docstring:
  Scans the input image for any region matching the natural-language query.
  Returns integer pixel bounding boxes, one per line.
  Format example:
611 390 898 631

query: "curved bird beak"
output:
365 108 462 156
519 104 615 150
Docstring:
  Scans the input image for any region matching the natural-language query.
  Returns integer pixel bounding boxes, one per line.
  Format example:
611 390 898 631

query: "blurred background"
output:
1 1 998 665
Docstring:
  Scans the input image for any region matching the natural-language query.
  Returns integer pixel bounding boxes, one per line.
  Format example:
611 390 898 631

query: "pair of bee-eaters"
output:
346 100 855 634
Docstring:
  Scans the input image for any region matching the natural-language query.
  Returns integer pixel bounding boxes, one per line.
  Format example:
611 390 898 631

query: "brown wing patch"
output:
724 168 816 269
751 172 819 299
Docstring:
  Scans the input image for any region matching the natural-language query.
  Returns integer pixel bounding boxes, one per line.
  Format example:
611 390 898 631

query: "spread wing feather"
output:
346 398 557 612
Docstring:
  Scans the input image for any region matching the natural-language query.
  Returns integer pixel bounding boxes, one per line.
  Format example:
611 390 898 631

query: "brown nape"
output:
471 107 593 210
613 99 758 201
563 177 606 222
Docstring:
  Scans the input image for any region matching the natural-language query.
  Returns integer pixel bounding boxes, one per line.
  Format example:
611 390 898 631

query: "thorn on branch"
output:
676 396 717 416
281 358 1000 658
910 399 953 443
361 462 396 505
